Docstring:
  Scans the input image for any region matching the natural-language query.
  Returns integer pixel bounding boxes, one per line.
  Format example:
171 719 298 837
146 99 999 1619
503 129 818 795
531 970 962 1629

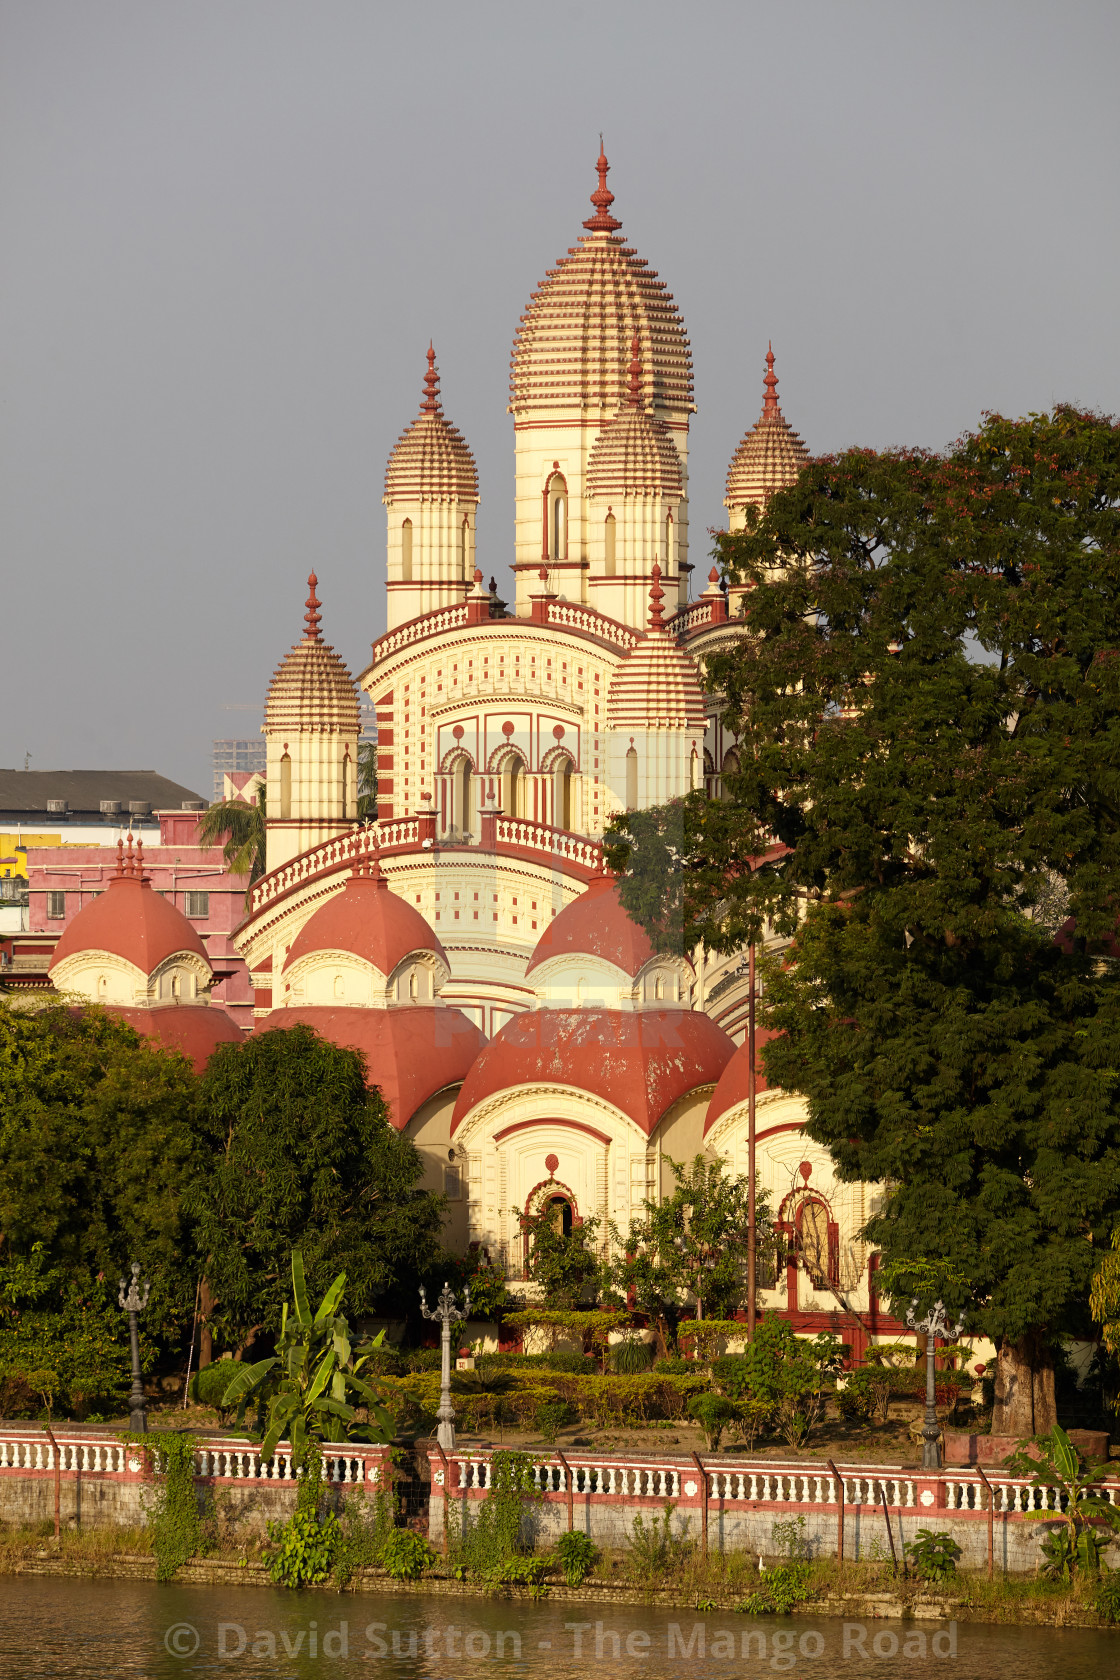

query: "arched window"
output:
401 518 413 582
333 973 345 1000
280 751 292 819
553 757 573 830
604 512 616 577
342 750 353 817
456 517 465 578
456 757 474 839
721 748 740 802
690 746 700 790
409 970 419 1001
547 473 568 561
97 974 107 999
625 744 638 811
462 516 471 580
502 754 524 819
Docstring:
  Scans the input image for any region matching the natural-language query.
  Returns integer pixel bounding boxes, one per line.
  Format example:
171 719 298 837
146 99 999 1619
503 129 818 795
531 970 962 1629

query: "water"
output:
0 1576 1113 1678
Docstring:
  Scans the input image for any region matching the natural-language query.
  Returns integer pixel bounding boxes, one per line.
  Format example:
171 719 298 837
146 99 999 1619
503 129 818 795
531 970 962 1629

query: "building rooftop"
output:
0 768 206 823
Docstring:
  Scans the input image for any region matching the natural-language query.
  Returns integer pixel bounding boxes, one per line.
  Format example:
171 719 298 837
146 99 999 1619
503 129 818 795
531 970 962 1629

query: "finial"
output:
627 334 643 407
115 837 125 877
648 562 665 630
583 139 622 233
124 832 135 876
422 342 442 415
135 838 145 882
763 342 779 415
304 572 322 641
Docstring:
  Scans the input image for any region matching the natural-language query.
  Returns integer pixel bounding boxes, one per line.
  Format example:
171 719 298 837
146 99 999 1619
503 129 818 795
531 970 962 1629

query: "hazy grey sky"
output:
2 1 1118 795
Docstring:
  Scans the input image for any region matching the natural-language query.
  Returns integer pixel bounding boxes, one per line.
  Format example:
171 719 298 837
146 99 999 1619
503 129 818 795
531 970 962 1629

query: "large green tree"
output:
188 1023 444 1362
607 407 1120 1434
0 1003 201 1405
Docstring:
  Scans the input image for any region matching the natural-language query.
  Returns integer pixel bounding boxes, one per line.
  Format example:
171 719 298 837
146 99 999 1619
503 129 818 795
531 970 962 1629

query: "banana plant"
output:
1004 1424 1120 1579
220 1253 395 1462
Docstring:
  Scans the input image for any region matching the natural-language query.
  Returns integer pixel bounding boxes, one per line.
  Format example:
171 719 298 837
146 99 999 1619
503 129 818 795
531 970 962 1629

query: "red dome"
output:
526 873 657 979
704 1028 779 1134
50 872 209 978
283 860 447 977
257 1006 487 1128
113 1004 243 1072
451 1008 735 1137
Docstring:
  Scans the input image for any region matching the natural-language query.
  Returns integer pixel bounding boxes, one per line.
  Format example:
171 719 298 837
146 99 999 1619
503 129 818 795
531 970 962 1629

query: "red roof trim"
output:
493 1116 613 1147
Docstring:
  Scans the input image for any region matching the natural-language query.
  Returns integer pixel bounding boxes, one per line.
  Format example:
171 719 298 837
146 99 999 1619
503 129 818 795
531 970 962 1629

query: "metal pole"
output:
921 1328 940 1472
691 1452 709 1559
556 1448 574 1533
43 1424 61 1543
747 941 757 1343
975 1464 995 1580
420 1282 469 1454
119 1262 150 1434
880 1490 900 1578
827 1457 844 1571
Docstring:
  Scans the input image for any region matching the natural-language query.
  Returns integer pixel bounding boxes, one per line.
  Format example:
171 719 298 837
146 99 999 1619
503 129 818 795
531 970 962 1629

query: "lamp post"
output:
118 1261 151 1433
420 1281 471 1452
905 1298 966 1470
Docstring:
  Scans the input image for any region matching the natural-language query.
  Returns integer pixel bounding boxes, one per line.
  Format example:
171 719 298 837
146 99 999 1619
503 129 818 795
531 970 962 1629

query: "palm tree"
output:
197 784 267 898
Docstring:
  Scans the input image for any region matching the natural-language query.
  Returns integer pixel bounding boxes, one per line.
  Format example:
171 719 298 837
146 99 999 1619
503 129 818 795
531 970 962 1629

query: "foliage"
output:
0 1003 200 1361
189 1025 444 1357
1090 1227 1120 1358
516 1204 602 1309
332 1486 397 1588
609 1336 655 1375
678 1320 751 1361
380 1529 435 1580
1093 1572 1120 1625
688 1392 736 1449
605 408 1120 1425
627 1502 693 1583
197 786 265 896
603 1156 771 1340
222 1253 394 1461
1005 1424 1120 1579
188 1360 240 1415
450 1450 542 1585
771 1514 811 1561
556 1529 599 1587
710 1315 844 1448
357 741 378 819
423 1245 515 1322
268 1508 341 1587
0 1245 135 1416
904 1528 961 1583
129 1431 208 1582
533 1400 575 1442
738 1562 813 1615
501 1310 626 1355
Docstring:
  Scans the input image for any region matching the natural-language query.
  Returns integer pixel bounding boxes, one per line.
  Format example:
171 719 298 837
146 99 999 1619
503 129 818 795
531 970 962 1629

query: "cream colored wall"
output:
652 1088 713 1195
407 1088 469 1250
50 947 210 1009
585 492 685 627
264 731 358 872
385 499 477 632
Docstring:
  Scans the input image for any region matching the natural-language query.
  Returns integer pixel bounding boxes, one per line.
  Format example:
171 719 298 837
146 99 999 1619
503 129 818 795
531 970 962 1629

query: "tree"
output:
197 784 266 897
516 1205 601 1309
188 1023 444 1362
357 741 378 819
1090 1228 1120 1357
0 1002 200 1366
603 1153 771 1345
606 408 1120 1434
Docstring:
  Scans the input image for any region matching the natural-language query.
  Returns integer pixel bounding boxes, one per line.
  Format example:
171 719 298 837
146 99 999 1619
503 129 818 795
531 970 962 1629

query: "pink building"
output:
27 808 253 1030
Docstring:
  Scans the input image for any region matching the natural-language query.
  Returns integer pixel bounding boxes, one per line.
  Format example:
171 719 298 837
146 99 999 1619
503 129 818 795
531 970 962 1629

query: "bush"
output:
360 1344 404 1378
904 1528 961 1583
403 1348 444 1373
688 1393 735 1449
711 1354 752 1399
627 1502 693 1581
1093 1572 1120 1624
556 1529 599 1586
534 1400 576 1442
610 1338 655 1375
381 1529 435 1580
189 1361 240 1411
738 1561 812 1615
268 1509 341 1587
654 1355 691 1375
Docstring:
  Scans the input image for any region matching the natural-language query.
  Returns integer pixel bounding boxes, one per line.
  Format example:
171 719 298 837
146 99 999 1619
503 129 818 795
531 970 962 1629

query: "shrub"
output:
738 1562 812 1615
610 1337 655 1375
332 1487 396 1588
654 1355 691 1375
403 1348 443 1373
556 1529 599 1587
381 1529 435 1580
268 1509 341 1587
627 1502 693 1581
728 1398 772 1450
189 1361 240 1412
904 1528 960 1584
688 1392 735 1449
534 1400 576 1443
711 1354 752 1399
1093 1572 1120 1624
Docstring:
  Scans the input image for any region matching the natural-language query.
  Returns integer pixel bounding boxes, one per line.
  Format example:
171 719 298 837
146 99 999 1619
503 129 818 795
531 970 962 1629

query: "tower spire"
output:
763 342 779 415
422 342 442 415
304 572 322 641
627 334 643 407
648 561 665 630
583 138 622 233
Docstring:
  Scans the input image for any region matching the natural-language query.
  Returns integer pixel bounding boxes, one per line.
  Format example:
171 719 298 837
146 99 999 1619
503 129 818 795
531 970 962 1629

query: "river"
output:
0 1577 1113 1678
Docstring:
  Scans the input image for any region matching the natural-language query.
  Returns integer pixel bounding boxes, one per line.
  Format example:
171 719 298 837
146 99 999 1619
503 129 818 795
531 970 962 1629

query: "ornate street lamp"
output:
118 1261 151 1433
905 1298 966 1470
419 1281 471 1452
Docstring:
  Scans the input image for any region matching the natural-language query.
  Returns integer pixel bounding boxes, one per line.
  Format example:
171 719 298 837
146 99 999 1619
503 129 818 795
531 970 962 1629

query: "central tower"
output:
509 147 695 627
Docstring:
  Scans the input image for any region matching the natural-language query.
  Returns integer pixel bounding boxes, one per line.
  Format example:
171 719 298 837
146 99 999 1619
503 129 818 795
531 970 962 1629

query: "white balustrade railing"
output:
545 601 641 651
0 1433 390 1487
370 603 470 661
440 1449 1120 1519
493 817 603 872
666 601 716 635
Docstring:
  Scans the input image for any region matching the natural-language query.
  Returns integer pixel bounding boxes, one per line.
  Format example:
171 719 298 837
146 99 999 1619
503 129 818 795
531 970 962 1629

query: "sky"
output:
2 0 1118 796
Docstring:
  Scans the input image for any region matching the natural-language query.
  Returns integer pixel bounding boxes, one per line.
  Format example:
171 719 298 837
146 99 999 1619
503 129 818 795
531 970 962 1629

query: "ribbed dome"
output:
725 346 810 513
384 346 479 505
50 837 209 978
526 870 655 978
264 575 361 737
510 149 694 425
607 568 707 731
283 857 447 978
587 338 684 500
